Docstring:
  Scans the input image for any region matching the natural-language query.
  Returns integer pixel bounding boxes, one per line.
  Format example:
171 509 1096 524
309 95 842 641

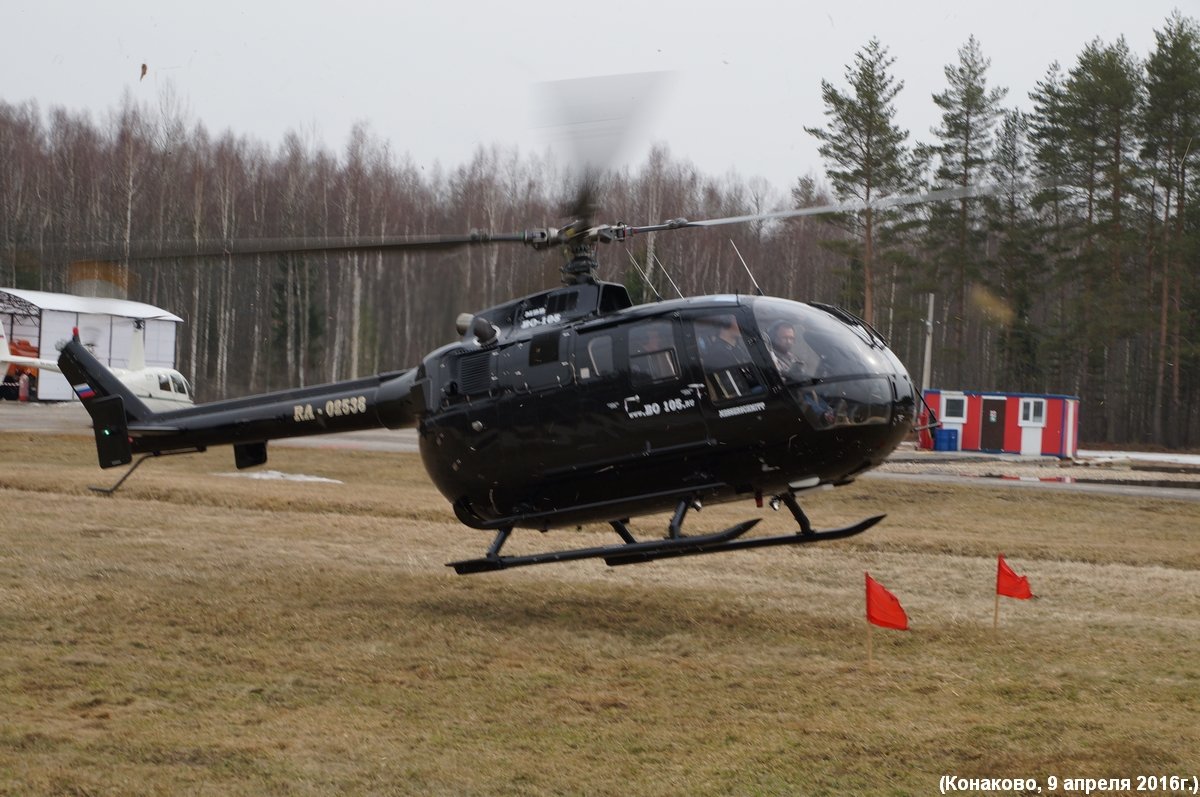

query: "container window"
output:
942 395 967 422
1020 398 1046 426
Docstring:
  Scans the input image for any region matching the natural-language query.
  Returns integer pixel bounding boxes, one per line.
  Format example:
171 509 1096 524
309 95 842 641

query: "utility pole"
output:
921 292 935 392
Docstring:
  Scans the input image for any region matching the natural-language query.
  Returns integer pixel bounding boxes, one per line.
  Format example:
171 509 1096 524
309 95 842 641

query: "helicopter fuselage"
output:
416 289 917 530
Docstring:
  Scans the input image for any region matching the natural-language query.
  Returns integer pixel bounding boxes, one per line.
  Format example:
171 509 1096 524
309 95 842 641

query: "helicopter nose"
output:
793 375 894 431
788 363 917 460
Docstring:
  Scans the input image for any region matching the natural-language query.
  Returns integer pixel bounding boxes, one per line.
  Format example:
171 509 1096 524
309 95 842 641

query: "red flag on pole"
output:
996 554 1034 600
865 572 909 630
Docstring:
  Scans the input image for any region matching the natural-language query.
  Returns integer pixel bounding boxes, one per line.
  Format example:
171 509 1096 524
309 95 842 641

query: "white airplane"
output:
1 321 195 411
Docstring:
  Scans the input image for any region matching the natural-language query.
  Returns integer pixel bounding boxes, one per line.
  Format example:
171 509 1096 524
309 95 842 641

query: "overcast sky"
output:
3 1 1191 203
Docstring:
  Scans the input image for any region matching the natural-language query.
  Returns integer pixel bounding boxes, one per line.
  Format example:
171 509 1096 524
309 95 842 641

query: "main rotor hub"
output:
555 220 615 285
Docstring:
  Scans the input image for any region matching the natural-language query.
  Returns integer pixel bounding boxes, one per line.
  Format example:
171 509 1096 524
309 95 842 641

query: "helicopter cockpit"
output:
752 298 910 432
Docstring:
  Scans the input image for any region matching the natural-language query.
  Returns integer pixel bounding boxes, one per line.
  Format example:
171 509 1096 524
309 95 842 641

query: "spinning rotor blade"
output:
536 71 672 229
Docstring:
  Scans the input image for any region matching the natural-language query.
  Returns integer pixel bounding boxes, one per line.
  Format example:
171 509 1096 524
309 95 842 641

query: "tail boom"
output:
58 334 421 469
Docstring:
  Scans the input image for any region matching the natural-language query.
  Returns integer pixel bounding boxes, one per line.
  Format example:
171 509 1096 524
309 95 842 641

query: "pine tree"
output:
1027 62 1079 394
1142 11 1200 445
1062 37 1145 441
928 36 1007 386
805 38 914 325
987 110 1043 389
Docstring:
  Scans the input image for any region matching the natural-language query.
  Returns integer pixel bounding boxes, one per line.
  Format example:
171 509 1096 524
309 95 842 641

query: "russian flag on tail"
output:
73 383 96 400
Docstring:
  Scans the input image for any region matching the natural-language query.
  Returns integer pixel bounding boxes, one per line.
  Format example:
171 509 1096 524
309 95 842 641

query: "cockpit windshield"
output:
754 298 892 384
753 298 897 430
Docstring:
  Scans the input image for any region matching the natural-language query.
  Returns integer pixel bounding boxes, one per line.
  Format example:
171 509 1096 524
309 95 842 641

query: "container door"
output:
980 398 1007 451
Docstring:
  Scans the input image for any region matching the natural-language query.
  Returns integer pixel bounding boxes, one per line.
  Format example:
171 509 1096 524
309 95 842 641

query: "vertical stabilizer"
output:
57 328 154 423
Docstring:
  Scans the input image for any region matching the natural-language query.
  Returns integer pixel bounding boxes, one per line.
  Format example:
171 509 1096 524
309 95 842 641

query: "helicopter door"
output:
570 327 626 472
687 309 770 442
618 318 707 458
690 311 767 404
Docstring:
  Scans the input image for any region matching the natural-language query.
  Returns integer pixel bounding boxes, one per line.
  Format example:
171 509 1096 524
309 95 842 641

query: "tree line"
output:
1 12 1198 447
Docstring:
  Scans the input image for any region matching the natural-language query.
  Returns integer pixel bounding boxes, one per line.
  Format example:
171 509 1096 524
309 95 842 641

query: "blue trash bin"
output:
934 429 959 451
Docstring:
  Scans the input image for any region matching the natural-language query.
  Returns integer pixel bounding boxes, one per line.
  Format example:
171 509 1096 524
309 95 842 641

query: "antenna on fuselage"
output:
649 252 685 299
729 239 764 296
625 250 664 302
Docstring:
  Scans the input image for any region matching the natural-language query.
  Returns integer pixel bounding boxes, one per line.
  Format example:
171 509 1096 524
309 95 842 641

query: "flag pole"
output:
866 617 874 669
993 591 1001 631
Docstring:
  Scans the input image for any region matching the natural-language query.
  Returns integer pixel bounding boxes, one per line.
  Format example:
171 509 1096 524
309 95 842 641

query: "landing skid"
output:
448 519 760 575
447 494 884 575
605 513 883 566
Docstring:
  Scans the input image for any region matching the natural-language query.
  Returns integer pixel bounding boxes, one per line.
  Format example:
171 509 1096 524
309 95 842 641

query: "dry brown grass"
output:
0 433 1197 795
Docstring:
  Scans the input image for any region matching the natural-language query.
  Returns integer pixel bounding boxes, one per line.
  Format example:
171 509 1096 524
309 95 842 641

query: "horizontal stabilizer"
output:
126 424 185 436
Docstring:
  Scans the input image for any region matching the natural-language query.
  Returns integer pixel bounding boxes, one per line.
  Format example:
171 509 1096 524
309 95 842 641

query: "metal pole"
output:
921 292 935 392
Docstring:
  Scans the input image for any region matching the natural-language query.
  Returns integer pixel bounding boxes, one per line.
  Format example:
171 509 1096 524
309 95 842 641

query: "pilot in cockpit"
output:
768 321 806 380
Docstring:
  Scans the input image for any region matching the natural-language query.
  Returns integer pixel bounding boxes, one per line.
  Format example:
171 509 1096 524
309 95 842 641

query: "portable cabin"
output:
917 389 1079 459
0 287 183 402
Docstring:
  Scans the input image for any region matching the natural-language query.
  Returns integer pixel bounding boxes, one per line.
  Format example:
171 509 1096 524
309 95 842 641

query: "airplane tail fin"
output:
57 328 155 468
2 324 62 373
129 320 147 371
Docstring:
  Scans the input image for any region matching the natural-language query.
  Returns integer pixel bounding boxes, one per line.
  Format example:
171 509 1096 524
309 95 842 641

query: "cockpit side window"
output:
628 320 679 385
693 312 763 402
158 374 171 391
170 374 186 395
575 331 614 381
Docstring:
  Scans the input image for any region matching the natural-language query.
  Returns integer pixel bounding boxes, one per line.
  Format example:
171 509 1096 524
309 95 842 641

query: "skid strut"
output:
88 449 202 495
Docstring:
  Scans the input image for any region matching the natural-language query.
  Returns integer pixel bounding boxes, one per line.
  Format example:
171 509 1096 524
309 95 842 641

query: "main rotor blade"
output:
623 180 1047 236
54 231 535 263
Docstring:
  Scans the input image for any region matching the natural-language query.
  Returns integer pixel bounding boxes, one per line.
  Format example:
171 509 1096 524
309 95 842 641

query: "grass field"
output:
1 432 1197 795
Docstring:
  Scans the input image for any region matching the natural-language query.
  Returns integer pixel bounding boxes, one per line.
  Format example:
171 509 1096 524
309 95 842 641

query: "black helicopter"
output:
56 193 943 575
